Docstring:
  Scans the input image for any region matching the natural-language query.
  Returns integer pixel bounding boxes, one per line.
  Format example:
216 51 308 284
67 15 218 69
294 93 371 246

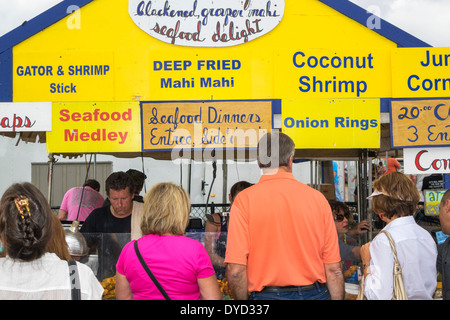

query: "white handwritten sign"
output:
128 0 285 47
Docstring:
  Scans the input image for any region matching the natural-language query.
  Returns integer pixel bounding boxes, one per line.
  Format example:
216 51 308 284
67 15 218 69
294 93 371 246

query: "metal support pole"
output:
47 153 55 206
357 149 373 243
223 160 228 205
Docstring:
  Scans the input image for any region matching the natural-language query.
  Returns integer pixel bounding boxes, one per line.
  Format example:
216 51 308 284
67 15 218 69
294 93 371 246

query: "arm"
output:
361 242 371 278
115 272 133 300
204 214 225 267
324 262 345 300
58 209 68 221
198 274 222 300
362 239 394 300
351 246 361 260
226 263 248 300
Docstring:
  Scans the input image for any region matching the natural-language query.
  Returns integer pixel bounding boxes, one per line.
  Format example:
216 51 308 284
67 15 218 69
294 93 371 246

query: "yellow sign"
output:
10 0 398 103
147 51 264 101
424 189 446 216
274 49 391 99
392 47 450 98
282 99 380 148
46 101 141 153
390 99 450 148
13 51 114 102
141 100 273 151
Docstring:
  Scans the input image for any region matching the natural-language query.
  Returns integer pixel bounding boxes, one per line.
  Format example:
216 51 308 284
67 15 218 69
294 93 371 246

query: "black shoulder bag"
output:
134 240 171 300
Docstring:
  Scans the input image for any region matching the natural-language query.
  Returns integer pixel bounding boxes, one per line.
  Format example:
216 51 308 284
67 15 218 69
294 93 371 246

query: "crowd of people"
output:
0 132 448 300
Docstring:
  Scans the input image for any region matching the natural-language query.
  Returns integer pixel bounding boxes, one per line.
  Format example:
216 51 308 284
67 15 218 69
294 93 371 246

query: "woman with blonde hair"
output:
116 182 221 300
361 172 437 299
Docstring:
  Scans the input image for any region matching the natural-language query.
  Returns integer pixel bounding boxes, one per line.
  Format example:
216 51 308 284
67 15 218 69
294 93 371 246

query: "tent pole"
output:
47 153 55 206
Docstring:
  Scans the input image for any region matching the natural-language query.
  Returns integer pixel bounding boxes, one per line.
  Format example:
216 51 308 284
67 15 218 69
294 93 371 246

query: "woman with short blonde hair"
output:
140 183 190 236
116 183 221 300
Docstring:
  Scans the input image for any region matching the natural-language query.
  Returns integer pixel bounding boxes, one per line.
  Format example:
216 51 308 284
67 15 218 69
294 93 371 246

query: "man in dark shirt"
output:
81 171 143 279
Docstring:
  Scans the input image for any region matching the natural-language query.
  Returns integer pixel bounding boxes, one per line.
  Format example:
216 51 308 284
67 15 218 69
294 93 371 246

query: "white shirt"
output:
364 216 437 300
0 253 103 300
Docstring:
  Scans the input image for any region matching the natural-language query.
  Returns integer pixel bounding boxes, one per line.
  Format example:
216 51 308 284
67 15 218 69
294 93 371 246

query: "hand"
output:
361 242 372 277
348 220 370 236
360 242 371 267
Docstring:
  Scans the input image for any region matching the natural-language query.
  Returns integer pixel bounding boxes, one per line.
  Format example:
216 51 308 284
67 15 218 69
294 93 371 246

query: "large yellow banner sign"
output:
392 47 450 98
282 99 380 148
141 100 273 151
46 101 141 153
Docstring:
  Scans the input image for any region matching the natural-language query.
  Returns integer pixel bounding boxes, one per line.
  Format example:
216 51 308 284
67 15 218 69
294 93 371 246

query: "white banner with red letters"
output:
0 102 52 132
404 147 450 175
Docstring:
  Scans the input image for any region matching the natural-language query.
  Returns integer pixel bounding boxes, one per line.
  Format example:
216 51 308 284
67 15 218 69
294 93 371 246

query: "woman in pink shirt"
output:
115 183 221 300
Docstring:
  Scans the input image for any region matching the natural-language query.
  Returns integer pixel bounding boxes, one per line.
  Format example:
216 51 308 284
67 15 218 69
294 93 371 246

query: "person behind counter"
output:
115 182 221 300
80 171 144 279
437 189 450 300
58 179 104 222
126 169 147 203
81 171 144 238
329 200 369 262
204 180 253 280
360 172 437 300
0 182 103 299
102 169 147 207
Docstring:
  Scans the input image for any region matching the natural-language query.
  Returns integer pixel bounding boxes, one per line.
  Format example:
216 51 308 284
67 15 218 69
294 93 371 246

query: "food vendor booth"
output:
1 0 448 298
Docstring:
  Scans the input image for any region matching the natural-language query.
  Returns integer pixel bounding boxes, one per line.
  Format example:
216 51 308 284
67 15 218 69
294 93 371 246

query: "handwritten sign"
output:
0 102 51 132
404 147 450 175
46 101 141 153
128 0 284 47
390 99 450 148
141 100 273 151
424 189 446 216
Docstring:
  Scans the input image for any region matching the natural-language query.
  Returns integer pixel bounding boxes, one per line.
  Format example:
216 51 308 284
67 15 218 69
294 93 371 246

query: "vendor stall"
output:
0 0 448 299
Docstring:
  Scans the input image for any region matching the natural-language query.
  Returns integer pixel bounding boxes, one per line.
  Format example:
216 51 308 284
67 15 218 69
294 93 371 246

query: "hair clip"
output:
14 196 31 219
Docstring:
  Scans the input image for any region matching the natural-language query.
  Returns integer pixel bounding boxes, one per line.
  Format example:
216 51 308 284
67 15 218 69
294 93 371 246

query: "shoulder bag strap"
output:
68 260 81 300
134 240 171 300
380 230 400 265
380 230 408 300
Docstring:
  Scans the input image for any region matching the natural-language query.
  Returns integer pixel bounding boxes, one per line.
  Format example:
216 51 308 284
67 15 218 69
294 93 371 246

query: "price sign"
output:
390 99 450 148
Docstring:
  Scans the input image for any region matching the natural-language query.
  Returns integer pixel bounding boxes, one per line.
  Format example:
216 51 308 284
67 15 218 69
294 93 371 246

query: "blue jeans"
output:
249 284 330 300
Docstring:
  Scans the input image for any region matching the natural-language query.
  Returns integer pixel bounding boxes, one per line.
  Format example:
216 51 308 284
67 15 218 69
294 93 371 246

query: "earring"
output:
379 214 384 220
